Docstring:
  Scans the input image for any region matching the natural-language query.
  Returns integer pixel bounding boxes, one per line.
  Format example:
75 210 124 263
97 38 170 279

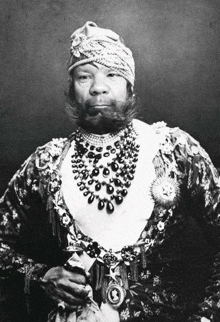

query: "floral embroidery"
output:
120 307 130 320
0 122 219 321
141 302 153 316
153 276 161 286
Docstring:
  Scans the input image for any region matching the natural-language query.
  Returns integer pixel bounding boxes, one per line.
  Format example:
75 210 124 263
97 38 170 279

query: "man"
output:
0 21 219 322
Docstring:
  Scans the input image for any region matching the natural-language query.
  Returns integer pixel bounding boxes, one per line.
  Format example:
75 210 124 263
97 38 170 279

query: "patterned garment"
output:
0 121 219 322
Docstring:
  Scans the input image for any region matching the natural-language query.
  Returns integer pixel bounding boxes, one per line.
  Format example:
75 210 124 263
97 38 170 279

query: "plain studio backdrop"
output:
0 0 220 194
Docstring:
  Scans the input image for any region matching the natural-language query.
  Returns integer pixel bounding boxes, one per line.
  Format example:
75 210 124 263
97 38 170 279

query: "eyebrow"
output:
74 68 93 75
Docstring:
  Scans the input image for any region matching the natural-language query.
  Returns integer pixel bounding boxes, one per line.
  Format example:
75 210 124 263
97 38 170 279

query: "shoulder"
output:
133 119 161 158
134 119 218 174
36 137 69 155
133 119 182 142
17 137 70 175
32 137 71 172
153 121 212 162
153 121 219 184
133 118 199 155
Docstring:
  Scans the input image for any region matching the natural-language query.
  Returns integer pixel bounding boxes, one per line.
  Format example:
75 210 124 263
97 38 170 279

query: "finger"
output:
41 279 89 304
58 303 79 313
39 278 49 285
57 280 90 298
50 289 86 307
68 274 87 285
63 293 86 306
60 267 87 283
56 300 80 313
40 280 56 295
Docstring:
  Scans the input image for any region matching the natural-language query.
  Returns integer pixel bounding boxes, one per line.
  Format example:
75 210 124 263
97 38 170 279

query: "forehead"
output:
73 63 114 74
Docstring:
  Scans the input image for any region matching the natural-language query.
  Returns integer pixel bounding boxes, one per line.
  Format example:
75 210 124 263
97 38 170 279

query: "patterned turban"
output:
68 21 135 87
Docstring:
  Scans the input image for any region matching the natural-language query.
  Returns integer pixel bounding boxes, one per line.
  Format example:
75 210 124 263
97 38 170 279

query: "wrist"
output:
24 263 49 294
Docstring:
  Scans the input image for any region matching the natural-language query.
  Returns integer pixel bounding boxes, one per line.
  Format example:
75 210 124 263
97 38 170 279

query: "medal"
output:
106 281 126 308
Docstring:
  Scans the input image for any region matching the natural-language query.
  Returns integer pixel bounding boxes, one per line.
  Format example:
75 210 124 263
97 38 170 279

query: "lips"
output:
85 98 117 116
87 105 112 116
90 104 111 108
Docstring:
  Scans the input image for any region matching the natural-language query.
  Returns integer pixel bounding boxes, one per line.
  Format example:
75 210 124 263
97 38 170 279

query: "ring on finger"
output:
57 301 66 311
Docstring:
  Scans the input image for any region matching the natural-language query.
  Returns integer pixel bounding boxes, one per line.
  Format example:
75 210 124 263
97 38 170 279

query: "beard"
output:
65 95 138 134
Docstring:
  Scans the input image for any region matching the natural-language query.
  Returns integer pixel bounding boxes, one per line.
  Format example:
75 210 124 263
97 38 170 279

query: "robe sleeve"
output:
175 130 220 322
0 151 49 294
0 137 68 291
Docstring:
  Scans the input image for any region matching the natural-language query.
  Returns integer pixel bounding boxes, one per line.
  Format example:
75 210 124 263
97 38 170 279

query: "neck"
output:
78 125 129 146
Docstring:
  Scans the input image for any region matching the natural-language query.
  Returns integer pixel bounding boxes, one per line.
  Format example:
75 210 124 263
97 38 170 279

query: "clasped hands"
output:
40 266 92 312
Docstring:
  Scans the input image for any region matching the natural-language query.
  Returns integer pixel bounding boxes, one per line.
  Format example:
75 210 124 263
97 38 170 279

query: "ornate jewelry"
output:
106 280 126 308
57 301 66 311
71 123 140 214
150 176 180 208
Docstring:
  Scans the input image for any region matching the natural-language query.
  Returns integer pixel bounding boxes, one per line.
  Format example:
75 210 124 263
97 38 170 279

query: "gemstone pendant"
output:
95 153 102 160
106 201 114 214
98 200 105 210
121 189 128 197
125 181 131 188
111 162 119 172
74 124 139 214
103 168 110 176
88 194 95 204
95 183 101 191
114 179 121 187
92 168 99 176
107 184 114 194
96 146 103 152
115 195 123 204
88 152 95 158
128 173 134 180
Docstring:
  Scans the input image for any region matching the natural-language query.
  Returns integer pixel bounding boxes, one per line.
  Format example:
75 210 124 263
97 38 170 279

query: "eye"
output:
107 72 120 78
77 74 92 82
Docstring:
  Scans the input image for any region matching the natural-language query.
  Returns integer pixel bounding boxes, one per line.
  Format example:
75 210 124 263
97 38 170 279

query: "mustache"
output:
85 97 116 106
65 95 138 134
85 98 117 116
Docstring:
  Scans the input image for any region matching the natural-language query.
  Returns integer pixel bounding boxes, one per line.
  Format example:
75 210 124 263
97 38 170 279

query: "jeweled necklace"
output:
71 123 140 214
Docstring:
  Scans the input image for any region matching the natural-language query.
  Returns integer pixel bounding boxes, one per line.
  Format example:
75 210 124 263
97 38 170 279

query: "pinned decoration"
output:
150 176 180 208
106 281 126 308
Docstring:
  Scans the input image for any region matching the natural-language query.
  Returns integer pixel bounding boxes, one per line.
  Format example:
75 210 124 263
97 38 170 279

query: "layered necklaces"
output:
70 123 140 214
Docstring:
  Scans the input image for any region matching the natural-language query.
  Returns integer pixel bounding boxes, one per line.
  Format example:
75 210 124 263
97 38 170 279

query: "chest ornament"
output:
150 176 180 208
70 123 140 214
106 280 127 308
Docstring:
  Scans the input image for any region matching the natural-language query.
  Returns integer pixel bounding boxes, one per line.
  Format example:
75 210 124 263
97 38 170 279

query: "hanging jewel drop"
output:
106 201 114 214
71 123 139 214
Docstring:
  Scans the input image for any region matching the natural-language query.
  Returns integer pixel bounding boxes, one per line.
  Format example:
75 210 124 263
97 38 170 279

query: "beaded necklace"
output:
71 123 140 214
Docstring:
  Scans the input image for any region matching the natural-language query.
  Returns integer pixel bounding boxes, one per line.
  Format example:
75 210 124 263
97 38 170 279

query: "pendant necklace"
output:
71 123 140 214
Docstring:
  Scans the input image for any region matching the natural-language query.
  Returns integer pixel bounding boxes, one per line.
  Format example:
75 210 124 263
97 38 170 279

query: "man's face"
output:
71 63 130 134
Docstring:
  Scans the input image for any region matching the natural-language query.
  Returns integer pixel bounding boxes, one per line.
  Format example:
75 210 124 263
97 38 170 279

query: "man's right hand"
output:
40 266 91 312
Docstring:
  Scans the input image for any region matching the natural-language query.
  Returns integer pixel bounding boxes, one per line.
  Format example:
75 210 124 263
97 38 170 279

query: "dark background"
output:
1 0 220 195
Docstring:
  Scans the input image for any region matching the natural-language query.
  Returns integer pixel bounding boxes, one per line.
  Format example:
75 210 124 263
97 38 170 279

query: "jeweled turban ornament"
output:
68 21 135 87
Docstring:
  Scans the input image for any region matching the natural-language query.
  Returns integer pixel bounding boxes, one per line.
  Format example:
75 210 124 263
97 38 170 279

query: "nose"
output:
89 74 109 96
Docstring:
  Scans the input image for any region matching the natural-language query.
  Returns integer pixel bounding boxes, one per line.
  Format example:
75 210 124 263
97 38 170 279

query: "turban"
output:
68 21 135 87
